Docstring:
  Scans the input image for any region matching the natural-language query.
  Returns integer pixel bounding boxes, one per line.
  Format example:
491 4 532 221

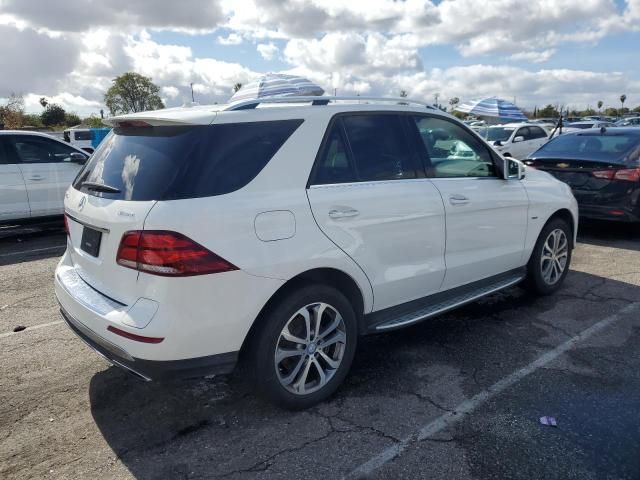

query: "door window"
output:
9 136 81 164
528 126 547 139
342 115 416 182
515 127 531 140
411 116 496 178
312 122 357 185
311 115 416 185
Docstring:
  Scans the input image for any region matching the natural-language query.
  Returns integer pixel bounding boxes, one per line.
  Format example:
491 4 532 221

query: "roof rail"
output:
224 96 437 111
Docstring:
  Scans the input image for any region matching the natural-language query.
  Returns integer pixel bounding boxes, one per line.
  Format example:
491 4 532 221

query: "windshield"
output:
486 127 515 142
534 134 640 163
72 120 303 201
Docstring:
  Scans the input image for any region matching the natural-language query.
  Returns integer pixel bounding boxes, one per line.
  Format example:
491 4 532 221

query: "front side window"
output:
412 116 496 178
9 136 80 164
529 126 547 139
515 127 531 140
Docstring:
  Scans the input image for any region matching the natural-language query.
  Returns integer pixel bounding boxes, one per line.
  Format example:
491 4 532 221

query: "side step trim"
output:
369 270 525 332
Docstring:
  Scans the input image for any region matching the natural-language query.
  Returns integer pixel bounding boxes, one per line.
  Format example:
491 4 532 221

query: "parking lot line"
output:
0 320 64 339
345 301 640 479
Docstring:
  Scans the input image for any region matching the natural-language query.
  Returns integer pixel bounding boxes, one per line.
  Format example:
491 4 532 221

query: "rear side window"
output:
73 130 92 141
311 114 415 185
73 120 302 201
9 135 81 164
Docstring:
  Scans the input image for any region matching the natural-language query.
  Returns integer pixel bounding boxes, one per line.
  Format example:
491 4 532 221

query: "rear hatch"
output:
65 117 303 304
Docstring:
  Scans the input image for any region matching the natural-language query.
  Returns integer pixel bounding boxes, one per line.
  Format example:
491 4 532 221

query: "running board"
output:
368 270 525 332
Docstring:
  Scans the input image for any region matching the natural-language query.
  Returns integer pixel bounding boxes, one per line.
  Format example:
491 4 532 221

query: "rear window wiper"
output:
81 181 121 193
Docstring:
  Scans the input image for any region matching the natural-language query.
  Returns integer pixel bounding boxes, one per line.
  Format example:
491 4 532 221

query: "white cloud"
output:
217 33 243 45
509 49 557 64
0 0 224 33
257 42 279 60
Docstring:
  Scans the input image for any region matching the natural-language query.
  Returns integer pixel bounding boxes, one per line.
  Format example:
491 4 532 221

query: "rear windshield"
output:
534 134 640 163
73 120 303 201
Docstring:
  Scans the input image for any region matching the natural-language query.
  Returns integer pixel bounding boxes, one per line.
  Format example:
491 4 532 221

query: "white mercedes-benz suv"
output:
55 96 578 409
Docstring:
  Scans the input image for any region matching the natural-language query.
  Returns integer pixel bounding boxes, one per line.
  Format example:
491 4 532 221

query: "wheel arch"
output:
239 268 367 359
546 208 576 248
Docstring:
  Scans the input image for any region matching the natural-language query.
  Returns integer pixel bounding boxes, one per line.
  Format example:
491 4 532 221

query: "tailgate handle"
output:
329 208 360 219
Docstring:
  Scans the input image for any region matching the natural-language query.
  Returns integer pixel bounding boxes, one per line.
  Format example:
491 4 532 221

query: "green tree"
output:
537 104 559 118
23 113 43 127
39 97 48 108
399 90 408 98
448 97 460 110
64 112 81 127
597 100 603 113
83 114 107 128
104 72 164 115
620 94 627 115
41 104 66 126
233 83 243 93
0 93 26 129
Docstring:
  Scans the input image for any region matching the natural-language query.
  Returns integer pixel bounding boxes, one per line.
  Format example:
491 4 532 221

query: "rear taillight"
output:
613 167 640 182
592 167 640 182
116 231 238 277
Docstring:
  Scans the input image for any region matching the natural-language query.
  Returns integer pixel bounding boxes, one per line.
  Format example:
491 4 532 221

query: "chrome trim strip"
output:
376 276 525 331
65 212 110 233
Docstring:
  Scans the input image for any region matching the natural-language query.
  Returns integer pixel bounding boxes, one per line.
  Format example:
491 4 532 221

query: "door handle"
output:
328 208 360 219
449 194 470 205
29 175 44 181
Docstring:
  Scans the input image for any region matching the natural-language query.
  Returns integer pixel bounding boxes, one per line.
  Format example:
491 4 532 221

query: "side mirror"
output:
503 158 525 180
494 140 503 147
513 135 525 143
70 152 88 164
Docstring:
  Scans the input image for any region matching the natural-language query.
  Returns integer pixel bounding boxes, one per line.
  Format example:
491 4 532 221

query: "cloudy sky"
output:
1 0 639 116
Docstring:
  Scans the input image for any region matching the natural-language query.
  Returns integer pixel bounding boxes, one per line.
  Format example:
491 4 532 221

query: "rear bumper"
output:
578 203 640 223
60 306 238 380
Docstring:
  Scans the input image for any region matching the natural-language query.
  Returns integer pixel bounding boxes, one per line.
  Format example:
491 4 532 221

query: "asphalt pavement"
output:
1 220 639 480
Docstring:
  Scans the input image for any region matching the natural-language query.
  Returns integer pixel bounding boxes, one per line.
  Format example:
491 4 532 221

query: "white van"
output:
63 127 94 153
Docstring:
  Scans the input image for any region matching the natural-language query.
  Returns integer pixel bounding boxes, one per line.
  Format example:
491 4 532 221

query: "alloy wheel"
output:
274 302 346 395
540 228 569 285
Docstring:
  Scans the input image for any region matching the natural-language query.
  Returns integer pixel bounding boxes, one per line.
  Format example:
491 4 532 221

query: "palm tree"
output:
233 83 243 93
620 94 627 116
448 97 460 110
399 90 407 98
597 100 603 113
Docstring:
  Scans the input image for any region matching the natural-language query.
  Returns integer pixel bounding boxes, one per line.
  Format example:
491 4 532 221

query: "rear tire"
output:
525 217 572 295
250 284 358 410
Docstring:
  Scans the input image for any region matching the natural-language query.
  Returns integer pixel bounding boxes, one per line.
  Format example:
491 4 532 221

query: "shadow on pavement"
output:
577 219 640 252
88 269 640 479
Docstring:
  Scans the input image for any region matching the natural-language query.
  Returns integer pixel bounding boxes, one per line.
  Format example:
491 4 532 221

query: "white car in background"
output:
0 131 89 223
479 123 549 159
63 127 95 153
55 96 578 409
563 120 615 132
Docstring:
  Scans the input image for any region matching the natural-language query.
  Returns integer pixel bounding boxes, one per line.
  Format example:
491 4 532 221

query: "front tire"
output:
525 217 572 295
251 285 358 410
